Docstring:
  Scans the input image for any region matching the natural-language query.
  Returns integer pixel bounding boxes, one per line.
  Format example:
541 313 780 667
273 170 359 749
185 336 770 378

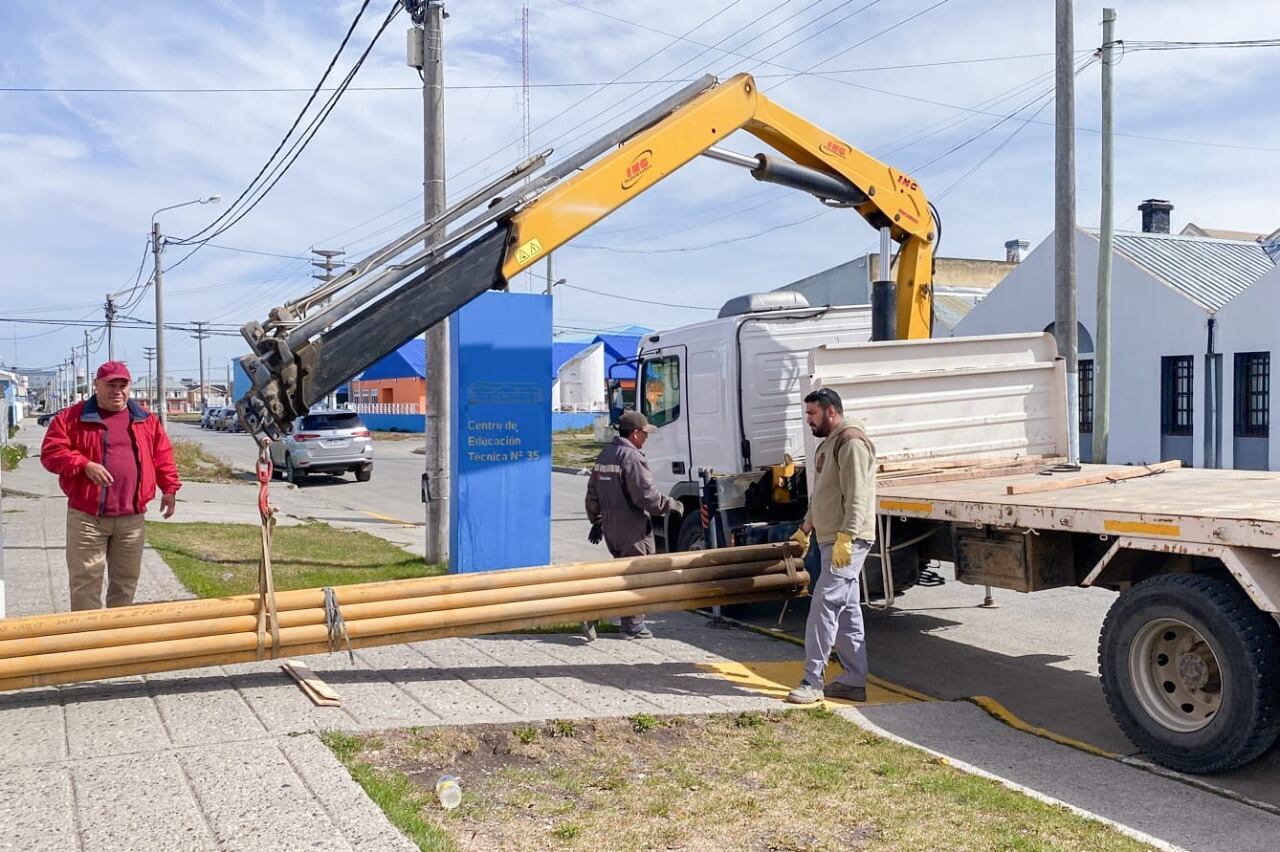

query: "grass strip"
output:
169 438 237 482
322 710 1154 851
551 429 606 470
146 521 441 598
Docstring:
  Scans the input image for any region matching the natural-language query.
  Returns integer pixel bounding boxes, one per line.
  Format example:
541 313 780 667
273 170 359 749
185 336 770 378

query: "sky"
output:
1 0 1278 384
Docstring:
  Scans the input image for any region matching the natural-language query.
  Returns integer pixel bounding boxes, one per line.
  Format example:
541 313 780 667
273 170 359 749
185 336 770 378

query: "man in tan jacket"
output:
786 387 876 704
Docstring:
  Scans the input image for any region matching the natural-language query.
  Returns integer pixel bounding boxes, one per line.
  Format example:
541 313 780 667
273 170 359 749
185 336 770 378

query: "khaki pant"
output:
66 508 146 611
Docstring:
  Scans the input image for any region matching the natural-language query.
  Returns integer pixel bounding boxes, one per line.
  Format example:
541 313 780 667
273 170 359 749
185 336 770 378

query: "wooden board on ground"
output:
1005 461 1182 495
281 660 342 706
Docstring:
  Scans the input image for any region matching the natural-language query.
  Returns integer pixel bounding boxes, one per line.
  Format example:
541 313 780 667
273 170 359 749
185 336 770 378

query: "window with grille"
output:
1079 359 1094 433
1161 356 1193 436
1234 352 1270 438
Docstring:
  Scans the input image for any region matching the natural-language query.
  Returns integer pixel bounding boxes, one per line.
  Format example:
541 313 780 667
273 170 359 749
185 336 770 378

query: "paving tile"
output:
178 740 353 852
0 764 77 852
73 752 215 852
0 691 66 768
62 679 171 760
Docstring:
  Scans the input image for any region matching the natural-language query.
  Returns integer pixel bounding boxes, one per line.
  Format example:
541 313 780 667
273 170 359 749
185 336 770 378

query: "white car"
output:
269 410 374 484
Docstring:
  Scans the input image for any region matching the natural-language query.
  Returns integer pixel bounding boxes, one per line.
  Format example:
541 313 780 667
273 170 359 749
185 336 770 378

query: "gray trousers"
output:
802 539 873 689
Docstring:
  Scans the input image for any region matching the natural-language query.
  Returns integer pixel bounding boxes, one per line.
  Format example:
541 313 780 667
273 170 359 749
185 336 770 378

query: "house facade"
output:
954 220 1274 469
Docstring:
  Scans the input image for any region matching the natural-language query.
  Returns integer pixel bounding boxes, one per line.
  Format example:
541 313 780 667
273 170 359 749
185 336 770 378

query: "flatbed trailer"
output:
804 333 1280 774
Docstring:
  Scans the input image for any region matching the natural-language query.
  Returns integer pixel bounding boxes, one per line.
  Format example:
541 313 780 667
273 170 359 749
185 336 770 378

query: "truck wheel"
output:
1099 573 1280 773
675 510 705 552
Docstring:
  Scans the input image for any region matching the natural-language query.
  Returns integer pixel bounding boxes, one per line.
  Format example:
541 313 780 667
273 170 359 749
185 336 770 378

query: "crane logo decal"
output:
515 237 544 266
820 140 850 158
622 149 654 189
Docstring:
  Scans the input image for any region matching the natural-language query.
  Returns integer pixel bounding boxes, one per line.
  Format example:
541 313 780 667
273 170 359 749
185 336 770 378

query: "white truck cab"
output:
634 292 872 550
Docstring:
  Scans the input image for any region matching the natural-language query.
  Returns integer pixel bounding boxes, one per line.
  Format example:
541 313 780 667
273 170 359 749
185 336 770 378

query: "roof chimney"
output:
1138 199 1173 234
1004 238 1030 263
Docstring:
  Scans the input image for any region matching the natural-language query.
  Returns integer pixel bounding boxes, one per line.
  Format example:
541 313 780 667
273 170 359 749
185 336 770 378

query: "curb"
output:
840 708 1189 852
702 610 1280 819
551 465 590 476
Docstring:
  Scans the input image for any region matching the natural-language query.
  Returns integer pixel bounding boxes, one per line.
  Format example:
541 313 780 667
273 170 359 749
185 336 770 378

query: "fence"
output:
349 403 424 415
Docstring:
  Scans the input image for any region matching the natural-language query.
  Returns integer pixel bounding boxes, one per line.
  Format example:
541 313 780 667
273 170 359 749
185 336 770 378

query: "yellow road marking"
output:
880 499 933 514
360 510 418 527
968 696 1116 758
1103 520 1181 537
699 660 923 706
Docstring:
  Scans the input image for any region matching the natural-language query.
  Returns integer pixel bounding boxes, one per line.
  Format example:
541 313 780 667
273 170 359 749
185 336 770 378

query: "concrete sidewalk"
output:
4 445 1279 850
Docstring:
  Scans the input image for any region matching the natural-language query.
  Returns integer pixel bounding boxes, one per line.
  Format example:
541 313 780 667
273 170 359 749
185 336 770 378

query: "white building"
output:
955 207 1274 469
556 342 606 411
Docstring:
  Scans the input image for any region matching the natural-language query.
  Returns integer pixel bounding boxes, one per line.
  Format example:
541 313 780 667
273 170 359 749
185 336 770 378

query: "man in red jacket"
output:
41 361 182 610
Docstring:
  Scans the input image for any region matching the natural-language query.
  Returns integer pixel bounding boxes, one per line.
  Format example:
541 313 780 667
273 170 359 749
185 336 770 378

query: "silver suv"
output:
270 410 374 484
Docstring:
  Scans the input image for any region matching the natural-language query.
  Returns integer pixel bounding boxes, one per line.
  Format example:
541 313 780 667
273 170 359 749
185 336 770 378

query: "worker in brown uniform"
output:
583 410 683 640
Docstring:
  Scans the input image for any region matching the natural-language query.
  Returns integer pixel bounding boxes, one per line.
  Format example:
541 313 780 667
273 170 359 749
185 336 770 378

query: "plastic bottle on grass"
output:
435 774 461 810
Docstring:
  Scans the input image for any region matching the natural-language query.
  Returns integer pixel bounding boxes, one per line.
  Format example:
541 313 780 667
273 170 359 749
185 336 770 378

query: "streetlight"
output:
545 277 566 296
151 195 220 427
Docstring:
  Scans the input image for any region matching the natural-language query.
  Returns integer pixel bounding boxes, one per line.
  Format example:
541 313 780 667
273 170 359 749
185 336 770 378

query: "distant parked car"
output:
269 409 373 484
200 407 221 429
214 407 242 432
37 409 63 427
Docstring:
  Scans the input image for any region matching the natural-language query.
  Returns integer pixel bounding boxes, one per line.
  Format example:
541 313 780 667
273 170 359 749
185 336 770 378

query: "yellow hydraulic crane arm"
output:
500 73 936 340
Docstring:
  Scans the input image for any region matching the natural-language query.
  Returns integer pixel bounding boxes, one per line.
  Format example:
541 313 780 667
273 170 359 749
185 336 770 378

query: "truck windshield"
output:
640 355 681 428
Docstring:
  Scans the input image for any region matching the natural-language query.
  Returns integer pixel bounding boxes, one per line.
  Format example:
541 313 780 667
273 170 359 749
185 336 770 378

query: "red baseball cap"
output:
95 361 132 382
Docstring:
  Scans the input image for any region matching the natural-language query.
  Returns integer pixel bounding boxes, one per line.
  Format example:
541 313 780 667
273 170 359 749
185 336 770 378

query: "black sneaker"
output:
824 682 867 702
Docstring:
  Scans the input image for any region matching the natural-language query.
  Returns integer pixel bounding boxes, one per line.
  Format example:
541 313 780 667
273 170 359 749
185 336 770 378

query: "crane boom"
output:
235 73 936 439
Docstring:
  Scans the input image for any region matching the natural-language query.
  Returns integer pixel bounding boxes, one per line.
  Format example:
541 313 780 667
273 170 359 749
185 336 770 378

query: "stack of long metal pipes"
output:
0 543 805 693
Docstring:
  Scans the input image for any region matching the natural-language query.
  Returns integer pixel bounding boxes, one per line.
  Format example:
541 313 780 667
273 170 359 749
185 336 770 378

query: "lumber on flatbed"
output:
879 457 1066 487
1004 461 1182 495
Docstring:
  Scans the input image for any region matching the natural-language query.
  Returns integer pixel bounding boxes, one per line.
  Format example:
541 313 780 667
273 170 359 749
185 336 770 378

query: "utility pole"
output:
1094 8 1116 465
191 322 210 413
105 295 117 361
312 249 346 409
1055 0 1080 465
151 222 168 429
544 255 554 296
83 331 91 401
407 0 450 565
143 346 156 412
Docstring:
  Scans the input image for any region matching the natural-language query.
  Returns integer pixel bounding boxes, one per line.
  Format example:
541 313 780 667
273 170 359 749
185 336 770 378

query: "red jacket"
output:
41 399 182 516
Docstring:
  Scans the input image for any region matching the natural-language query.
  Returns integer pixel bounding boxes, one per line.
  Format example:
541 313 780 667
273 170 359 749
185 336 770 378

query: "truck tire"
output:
675 510 705 552
1098 573 1280 774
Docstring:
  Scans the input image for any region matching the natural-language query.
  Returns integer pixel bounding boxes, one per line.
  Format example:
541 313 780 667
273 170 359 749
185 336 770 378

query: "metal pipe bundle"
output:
0 543 805 692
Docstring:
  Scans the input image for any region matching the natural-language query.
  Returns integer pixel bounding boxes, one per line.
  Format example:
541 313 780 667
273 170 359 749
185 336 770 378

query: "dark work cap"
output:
617 410 656 433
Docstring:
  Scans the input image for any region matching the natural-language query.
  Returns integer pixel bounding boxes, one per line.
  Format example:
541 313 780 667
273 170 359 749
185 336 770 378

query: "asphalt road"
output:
178 422 1280 808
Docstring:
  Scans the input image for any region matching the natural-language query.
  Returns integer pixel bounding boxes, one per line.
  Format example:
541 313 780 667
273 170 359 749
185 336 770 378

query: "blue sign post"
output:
449 291 552 573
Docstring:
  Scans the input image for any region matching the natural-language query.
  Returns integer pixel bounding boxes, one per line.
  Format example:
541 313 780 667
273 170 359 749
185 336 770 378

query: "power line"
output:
177 0 377 245
1122 38 1280 51
557 282 717 310
0 54 1079 95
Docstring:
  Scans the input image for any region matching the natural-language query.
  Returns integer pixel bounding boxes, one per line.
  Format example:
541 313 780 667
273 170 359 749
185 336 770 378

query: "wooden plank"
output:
281 660 342 706
1005 461 1182 496
877 453 1058 475
879 457 1061 487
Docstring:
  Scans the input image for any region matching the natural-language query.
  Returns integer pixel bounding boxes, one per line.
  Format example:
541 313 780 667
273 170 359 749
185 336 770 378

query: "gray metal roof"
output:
1086 229 1274 312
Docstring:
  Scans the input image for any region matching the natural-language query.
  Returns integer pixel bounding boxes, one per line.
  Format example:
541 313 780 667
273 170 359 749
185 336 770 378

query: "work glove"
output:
668 500 684 516
832 532 854 569
587 523 603 545
789 527 810 559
